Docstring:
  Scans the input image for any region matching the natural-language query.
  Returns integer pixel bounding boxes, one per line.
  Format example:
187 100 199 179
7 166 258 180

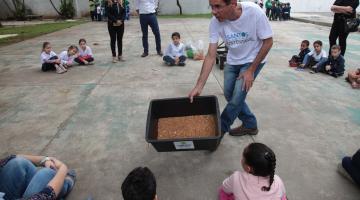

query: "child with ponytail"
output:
219 143 287 200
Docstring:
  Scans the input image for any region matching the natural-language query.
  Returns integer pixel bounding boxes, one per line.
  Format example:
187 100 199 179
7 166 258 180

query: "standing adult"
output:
329 0 359 56
189 0 273 136
89 0 96 21
107 0 126 63
265 0 272 18
135 0 163 57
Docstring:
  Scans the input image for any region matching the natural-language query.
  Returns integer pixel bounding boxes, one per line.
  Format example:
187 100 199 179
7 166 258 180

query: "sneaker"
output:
157 51 163 56
165 62 173 66
337 163 354 183
112 57 118 63
118 56 125 62
141 53 148 57
178 62 186 66
59 64 67 72
309 70 316 74
55 65 66 74
229 125 258 136
88 62 94 65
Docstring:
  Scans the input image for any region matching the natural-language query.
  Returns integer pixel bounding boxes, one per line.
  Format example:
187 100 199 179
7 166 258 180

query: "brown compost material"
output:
157 115 217 139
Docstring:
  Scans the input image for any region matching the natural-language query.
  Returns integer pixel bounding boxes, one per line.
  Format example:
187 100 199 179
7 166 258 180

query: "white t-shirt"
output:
40 51 57 64
59 51 75 65
135 0 158 14
209 2 273 65
165 43 185 58
79 46 93 57
307 49 328 62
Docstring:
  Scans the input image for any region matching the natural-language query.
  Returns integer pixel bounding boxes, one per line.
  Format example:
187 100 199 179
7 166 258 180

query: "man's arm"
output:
135 0 140 13
331 5 354 14
240 37 273 92
188 43 218 102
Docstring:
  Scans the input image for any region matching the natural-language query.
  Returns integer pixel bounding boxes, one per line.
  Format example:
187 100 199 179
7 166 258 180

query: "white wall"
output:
0 0 89 19
128 0 211 15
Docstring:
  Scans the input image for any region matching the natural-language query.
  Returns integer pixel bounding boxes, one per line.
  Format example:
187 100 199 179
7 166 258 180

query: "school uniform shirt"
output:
135 0 158 14
40 51 57 64
333 0 359 21
327 55 345 76
222 171 287 200
164 43 186 59
307 49 328 62
59 51 74 65
209 2 273 65
298 48 311 62
79 46 93 57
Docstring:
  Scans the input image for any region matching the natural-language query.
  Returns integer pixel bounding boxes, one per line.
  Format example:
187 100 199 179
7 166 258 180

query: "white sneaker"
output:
59 64 68 72
112 57 117 63
55 65 66 74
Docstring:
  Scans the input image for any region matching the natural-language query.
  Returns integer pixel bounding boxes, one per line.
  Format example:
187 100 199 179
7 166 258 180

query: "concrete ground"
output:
0 18 359 200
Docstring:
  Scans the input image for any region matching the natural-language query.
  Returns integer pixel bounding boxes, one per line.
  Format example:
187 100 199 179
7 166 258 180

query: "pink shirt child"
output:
220 171 287 200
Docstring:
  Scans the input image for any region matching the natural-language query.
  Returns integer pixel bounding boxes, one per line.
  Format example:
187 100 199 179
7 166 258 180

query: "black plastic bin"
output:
145 95 222 152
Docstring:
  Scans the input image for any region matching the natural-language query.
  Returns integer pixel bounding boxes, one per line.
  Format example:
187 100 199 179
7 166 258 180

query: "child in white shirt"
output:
163 32 186 66
40 42 67 74
75 38 94 65
299 40 327 70
59 45 78 69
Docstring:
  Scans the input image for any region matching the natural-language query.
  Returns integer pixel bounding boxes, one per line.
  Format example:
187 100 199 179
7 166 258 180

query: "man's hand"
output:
345 6 353 14
325 65 331 71
44 159 56 170
175 57 179 65
188 86 202 103
238 69 255 92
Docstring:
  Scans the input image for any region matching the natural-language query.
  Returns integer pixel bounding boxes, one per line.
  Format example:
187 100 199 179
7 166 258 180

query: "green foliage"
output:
60 0 76 19
0 21 84 46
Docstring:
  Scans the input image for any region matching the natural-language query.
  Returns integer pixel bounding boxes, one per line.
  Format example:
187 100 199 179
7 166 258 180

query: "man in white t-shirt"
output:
189 0 273 136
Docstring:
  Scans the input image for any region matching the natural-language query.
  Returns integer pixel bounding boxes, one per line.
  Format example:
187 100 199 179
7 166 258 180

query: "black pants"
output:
329 20 349 56
42 56 58 72
266 8 271 17
108 24 124 57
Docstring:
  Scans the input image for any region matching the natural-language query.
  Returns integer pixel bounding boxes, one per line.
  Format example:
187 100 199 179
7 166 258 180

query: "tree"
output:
176 0 183 15
49 0 76 19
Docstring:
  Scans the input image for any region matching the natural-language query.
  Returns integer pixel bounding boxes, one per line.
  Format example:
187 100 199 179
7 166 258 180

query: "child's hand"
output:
325 65 331 71
56 59 61 64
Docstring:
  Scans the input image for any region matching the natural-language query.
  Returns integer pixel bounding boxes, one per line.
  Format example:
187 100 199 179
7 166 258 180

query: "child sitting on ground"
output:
121 167 157 200
40 42 67 74
289 40 310 67
75 38 94 65
59 45 78 69
163 32 186 66
219 143 287 200
311 45 345 77
346 68 360 89
299 40 327 70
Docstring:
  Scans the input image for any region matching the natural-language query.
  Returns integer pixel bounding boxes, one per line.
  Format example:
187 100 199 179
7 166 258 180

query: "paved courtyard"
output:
0 18 359 200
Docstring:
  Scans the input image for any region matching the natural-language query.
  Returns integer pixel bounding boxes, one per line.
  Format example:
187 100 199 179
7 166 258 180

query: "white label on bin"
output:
173 141 195 150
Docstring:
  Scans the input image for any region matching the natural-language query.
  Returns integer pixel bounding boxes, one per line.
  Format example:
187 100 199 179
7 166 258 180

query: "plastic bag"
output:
194 40 205 60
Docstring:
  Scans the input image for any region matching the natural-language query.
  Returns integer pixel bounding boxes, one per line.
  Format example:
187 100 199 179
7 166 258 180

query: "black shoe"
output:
141 53 148 57
178 62 186 66
229 125 258 136
157 51 163 56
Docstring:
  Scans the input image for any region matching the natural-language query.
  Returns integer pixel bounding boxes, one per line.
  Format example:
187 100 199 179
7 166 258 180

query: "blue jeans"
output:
221 62 265 132
163 55 186 65
302 54 327 68
0 157 72 200
139 13 161 54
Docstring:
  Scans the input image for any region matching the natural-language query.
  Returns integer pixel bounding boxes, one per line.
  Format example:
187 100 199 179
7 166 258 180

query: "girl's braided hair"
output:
243 143 276 191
